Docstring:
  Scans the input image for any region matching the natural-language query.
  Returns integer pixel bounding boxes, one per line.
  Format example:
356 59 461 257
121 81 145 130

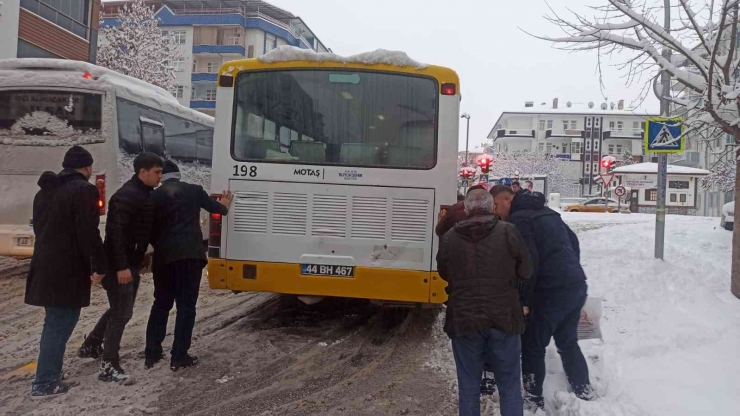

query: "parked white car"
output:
720 201 734 231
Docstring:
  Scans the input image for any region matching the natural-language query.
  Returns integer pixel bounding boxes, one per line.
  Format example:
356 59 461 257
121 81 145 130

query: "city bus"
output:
0 59 214 256
207 49 460 305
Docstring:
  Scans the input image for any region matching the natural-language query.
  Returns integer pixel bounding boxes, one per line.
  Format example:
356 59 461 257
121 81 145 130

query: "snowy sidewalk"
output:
427 213 740 416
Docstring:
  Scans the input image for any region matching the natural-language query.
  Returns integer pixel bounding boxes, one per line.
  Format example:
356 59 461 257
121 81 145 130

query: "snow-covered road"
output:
1 213 738 415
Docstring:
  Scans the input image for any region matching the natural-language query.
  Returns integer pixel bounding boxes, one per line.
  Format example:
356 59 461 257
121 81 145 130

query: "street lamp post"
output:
461 113 471 166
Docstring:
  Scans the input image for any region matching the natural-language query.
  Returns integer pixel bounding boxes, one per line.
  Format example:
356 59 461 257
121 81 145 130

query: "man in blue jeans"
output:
492 187 594 411
25 146 107 396
437 189 532 416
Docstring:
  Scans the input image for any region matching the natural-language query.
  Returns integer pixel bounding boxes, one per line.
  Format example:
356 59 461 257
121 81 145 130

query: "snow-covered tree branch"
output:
97 0 182 91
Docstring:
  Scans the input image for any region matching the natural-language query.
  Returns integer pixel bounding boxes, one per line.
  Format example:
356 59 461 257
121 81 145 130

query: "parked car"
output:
560 197 588 211
565 197 625 213
720 201 734 231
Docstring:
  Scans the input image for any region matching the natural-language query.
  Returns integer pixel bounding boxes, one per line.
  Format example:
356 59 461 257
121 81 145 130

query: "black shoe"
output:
98 360 128 383
78 336 103 359
145 353 166 369
574 384 596 401
170 355 199 372
31 380 78 397
480 372 496 396
524 394 545 411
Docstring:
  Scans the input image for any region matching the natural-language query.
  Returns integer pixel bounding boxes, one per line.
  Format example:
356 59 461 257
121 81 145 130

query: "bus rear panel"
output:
208 61 460 304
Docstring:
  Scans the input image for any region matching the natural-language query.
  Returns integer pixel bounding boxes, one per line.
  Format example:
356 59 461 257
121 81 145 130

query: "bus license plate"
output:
16 237 32 247
301 264 355 278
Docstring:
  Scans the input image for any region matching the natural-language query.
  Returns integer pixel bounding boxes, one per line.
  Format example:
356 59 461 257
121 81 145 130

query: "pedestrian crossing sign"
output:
644 117 684 153
460 179 469 188
479 174 489 184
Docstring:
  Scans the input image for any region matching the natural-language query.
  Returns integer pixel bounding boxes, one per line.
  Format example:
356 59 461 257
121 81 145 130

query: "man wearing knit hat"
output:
144 160 232 371
25 145 107 397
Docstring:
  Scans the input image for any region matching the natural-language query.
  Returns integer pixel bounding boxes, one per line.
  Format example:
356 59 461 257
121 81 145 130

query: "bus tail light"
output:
208 194 223 258
441 83 456 95
95 174 106 216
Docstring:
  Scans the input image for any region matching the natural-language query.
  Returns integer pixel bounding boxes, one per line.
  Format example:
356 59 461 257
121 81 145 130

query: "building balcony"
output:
495 129 536 139
191 73 218 82
603 129 643 139
545 129 585 139
192 44 246 56
190 100 216 109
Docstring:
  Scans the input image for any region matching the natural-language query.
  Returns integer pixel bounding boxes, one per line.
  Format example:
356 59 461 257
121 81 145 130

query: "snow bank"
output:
256 46 429 70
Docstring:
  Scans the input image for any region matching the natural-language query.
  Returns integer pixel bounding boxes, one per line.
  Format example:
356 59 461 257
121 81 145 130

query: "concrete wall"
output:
0 0 20 59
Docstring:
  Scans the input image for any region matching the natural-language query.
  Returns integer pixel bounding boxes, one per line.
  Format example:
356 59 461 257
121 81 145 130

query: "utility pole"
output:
461 113 471 166
655 0 671 259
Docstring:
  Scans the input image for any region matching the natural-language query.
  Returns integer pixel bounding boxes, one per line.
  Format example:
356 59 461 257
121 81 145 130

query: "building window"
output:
585 153 591 162
562 143 569 154
20 0 90 38
617 121 624 131
616 144 623 154
228 29 241 45
633 121 640 130
563 120 569 131
546 120 553 129
265 34 277 52
608 144 615 154
680 194 687 203
16 39 63 59
206 89 217 101
669 180 690 189
572 142 581 154
171 30 187 45
206 62 220 73
585 130 591 139
646 189 658 201
670 194 677 203
609 121 615 130
167 59 185 72
538 142 545 152
172 86 184 98
546 143 553 154
570 120 578 130
538 120 545 131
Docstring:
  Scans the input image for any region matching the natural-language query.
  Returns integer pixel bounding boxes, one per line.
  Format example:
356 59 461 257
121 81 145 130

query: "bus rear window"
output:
0 90 103 145
232 70 437 169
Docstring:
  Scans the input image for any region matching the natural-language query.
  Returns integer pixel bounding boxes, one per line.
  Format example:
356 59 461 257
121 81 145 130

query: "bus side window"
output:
116 98 143 154
141 121 165 156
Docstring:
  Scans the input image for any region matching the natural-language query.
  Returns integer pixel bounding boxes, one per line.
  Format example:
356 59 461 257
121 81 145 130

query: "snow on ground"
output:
427 212 740 415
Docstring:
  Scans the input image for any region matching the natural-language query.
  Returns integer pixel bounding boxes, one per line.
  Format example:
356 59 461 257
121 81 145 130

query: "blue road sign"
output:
479 174 489 183
644 117 684 153
500 178 512 186
460 179 469 188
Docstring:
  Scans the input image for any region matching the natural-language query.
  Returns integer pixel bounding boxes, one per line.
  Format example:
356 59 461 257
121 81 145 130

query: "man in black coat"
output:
144 160 232 371
491 187 593 410
79 152 162 383
25 146 106 397
437 189 532 416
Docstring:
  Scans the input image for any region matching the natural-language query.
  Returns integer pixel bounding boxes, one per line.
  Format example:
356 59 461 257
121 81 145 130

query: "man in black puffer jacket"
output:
25 146 106 397
144 160 232 371
79 152 162 383
438 189 532 416
491 187 593 410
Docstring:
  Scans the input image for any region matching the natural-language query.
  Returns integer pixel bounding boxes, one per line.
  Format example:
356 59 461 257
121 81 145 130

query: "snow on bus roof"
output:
257 46 429 70
0 59 214 126
613 162 709 175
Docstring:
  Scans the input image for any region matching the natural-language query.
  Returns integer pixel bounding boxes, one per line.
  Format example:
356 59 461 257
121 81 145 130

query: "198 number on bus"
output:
233 165 257 177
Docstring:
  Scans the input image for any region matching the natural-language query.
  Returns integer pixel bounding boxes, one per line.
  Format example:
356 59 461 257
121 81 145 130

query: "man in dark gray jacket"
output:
437 189 532 416
144 160 232 371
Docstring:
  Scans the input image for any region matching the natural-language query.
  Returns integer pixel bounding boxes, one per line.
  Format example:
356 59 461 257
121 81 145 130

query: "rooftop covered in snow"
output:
613 162 709 175
256 46 429 70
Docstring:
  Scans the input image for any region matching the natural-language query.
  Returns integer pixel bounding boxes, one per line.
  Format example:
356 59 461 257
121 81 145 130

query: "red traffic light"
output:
477 155 493 174
600 156 616 171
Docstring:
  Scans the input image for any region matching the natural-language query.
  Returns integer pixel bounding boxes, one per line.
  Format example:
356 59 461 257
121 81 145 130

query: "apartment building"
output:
102 0 329 116
488 99 659 197
0 0 101 62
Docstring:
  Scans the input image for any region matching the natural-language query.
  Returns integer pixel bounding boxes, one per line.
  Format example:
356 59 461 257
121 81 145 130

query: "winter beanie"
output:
162 160 180 175
62 145 94 169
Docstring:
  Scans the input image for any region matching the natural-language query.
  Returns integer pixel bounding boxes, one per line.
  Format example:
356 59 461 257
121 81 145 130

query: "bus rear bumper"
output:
207 259 448 304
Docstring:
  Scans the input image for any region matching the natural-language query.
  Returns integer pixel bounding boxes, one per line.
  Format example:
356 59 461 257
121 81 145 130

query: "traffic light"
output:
600 156 616 172
477 155 493 174
459 167 475 179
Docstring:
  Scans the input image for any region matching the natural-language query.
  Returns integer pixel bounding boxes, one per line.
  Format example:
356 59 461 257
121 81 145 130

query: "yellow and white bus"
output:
207 48 460 304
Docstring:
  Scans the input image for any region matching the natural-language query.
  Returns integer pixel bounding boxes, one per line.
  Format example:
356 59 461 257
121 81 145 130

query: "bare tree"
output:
532 0 740 297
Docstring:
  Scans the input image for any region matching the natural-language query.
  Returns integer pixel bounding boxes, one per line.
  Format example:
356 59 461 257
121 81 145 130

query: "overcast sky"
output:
272 0 660 151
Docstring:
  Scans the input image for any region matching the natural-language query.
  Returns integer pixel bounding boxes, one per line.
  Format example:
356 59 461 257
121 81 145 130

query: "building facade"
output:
488 99 659 197
101 0 329 116
0 0 101 62
612 163 709 215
